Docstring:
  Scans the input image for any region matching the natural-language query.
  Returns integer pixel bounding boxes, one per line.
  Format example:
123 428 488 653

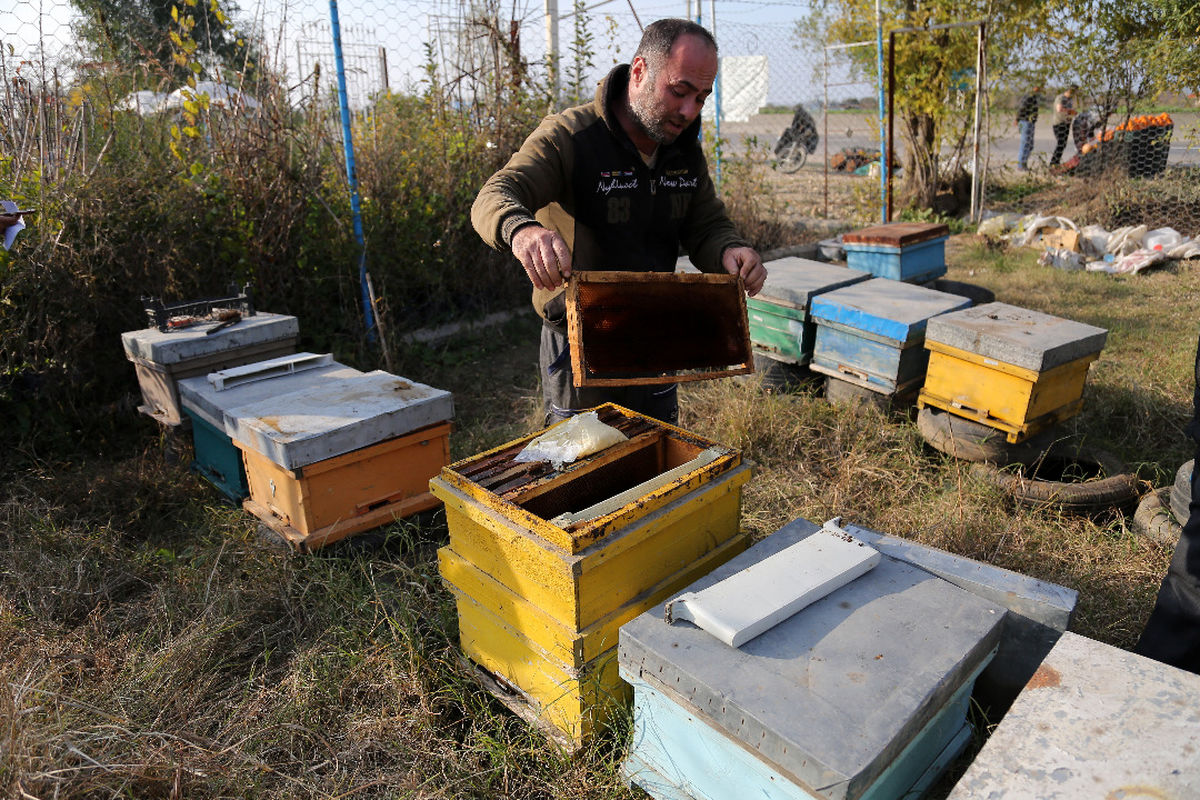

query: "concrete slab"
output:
924 302 1108 372
120 311 299 364
619 519 1006 800
948 631 1200 800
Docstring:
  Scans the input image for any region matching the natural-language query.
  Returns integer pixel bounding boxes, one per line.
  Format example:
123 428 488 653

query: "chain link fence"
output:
4 0 1199 252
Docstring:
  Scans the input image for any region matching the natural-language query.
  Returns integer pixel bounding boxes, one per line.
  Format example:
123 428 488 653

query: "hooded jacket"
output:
471 64 749 325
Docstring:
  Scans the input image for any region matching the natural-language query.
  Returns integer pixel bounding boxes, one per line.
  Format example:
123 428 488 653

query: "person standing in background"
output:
1015 86 1042 171
1050 85 1077 167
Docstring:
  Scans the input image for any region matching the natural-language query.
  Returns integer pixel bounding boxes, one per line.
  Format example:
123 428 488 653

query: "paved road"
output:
718 111 1200 169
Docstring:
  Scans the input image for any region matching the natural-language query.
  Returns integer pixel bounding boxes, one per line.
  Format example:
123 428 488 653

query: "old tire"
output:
926 279 996 307
824 375 890 411
917 406 1058 465
749 351 810 393
1132 487 1183 547
1171 459 1193 524
971 447 1141 515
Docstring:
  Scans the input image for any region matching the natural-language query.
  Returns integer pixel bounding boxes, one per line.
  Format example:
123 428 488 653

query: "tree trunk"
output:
902 112 939 208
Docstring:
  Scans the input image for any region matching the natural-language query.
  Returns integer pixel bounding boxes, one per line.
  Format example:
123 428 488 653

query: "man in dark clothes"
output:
1135 332 1200 674
1015 86 1041 171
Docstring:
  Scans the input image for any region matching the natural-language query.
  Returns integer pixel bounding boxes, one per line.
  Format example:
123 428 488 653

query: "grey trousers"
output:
539 323 678 426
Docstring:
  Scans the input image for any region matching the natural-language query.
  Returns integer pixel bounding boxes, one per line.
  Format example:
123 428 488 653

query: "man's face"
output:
628 34 718 146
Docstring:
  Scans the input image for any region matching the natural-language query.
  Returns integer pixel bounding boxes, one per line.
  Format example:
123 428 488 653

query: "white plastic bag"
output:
1079 224 1111 259
1038 247 1084 271
513 410 629 470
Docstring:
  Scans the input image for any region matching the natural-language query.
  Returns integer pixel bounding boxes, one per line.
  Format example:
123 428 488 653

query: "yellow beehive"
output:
430 404 751 746
918 303 1107 443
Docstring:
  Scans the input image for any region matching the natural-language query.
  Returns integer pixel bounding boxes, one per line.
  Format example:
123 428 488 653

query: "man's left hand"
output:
722 246 766 296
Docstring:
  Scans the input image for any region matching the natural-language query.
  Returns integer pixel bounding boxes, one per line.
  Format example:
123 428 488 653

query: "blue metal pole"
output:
329 0 375 342
708 0 721 189
875 0 887 223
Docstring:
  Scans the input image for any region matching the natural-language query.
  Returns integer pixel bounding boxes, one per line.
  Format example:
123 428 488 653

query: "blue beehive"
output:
810 278 970 396
618 518 1009 800
176 353 361 501
841 222 949 283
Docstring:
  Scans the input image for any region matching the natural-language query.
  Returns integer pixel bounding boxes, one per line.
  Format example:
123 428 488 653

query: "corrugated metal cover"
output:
810 278 971 344
120 311 299 364
619 519 1005 800
176 353 361 432
226 371 454 469
755 258 872 310
924 301 1108 372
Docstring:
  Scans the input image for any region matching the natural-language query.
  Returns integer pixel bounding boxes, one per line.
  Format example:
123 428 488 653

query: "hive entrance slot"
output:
515 432 704 522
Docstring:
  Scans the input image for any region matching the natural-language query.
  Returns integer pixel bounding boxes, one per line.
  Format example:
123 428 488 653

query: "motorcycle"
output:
773 104 819 173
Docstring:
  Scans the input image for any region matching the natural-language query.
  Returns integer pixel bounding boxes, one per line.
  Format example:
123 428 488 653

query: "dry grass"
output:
2 236 1195 796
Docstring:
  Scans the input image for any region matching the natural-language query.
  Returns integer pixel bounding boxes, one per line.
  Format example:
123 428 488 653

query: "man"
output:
1050 85 1076 167
1135 331 1200 674
1015 86 1041 171
472 18 766 426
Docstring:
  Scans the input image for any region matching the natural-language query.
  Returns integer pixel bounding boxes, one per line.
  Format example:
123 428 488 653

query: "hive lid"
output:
176 353 362 431
947 632 1200 799
842 222 950 247
566 271 752 387
754 258 872 310
619 518 1006 800
924 302 1108 372
810 278 971 344
225 371 454 469
120 311 299 364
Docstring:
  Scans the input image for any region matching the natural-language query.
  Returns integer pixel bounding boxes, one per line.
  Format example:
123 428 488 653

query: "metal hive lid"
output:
924 302 1108 372
810 278 972 344
754 258 872 310
120 311 299 364
619 519 1006 800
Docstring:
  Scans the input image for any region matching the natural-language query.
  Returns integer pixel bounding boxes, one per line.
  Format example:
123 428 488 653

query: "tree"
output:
802 0 1063 209
71 0 254 86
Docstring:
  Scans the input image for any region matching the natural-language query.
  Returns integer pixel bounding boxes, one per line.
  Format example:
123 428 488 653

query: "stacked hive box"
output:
745 258 870 365
918 302 1108 443
120 311 299 427
810 278 971 398
619 518 1012 800
430 404 752 747
176 353 361 502
841 222 950 284
222 369 453 550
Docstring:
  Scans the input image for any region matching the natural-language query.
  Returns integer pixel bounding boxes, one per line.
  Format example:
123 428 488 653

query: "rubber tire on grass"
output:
917 406 1057 466
1171 458 1193 524
824 375 891 411
1132 487 1183 547
925 279 996 307
749 351 809 393
971 447 1141 515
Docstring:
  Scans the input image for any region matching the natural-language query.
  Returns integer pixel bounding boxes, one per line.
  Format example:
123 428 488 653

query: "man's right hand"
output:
511 224 572 290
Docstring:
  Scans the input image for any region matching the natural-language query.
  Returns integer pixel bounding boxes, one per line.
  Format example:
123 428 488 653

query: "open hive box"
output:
430 403 752 747
566 271 753 386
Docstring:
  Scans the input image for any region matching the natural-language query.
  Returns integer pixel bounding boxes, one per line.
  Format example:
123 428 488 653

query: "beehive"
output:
810 278 970 396
229 370 454 550
918 302 1107 443
746 258 870 364
120 311 299 426
566 271 753 386
176 353 360 502
619 518 1008 800
841 222 950 283
430 404 751 746
947 632 1200 799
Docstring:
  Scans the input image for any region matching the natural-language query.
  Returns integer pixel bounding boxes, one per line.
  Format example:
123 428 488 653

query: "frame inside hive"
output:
566 271 753 387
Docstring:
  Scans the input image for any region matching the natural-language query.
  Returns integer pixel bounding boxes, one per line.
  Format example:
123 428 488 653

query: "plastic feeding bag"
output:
514 410 629 470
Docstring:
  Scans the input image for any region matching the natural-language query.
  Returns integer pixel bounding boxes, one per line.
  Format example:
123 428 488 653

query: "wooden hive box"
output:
120 311 299 427
430 404 752 746
918 302 1107 443
746 258 870 365
176 353 360 502
226 370 454 550
809 278 970 396
566 271 753 387
841 222 950 283
619 518 1008 800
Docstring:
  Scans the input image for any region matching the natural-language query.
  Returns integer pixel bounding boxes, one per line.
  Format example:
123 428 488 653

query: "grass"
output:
2 237 1195 797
